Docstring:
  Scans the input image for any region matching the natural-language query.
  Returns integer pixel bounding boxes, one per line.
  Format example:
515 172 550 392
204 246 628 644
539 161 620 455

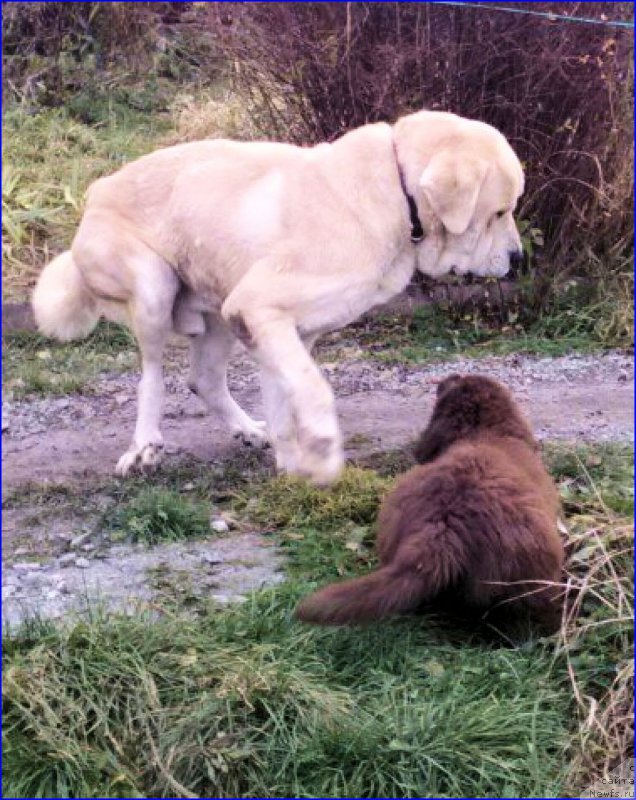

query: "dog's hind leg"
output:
187 313 268 447
114 259 179 476
70 213 180 476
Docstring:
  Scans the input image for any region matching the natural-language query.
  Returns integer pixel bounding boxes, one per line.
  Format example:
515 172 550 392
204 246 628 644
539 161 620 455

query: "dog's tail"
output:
32 250 99 341
296 545 461 625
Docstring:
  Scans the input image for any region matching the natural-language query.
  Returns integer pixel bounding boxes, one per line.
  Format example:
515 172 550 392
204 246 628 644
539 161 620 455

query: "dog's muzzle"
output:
508 249 524 277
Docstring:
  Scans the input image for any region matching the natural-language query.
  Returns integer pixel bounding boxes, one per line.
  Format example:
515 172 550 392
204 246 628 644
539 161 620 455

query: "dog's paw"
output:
115 442 164 477
292 432 344 487
271 434 301 475
231 419 269 449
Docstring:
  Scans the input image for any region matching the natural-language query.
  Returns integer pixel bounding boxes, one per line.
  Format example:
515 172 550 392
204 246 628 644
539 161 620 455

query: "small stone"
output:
1 415 8 433
618 369 628 383
201 553 223 565
2 585 16 600
81 543 96 552
13 547 30 557
70 532 92 549
183 482 195 492
115 394 130 406
58 553 76 566
46 589 60 600
211 518 229 534
56 398 71 410
75 557 91 569
57 581 70 595
22 571 43 585
222 513 240 530
13 562 41 572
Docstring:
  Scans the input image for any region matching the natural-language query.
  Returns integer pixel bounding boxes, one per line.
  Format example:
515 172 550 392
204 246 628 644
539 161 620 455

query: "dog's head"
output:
393 111 525 279
413 374 536 463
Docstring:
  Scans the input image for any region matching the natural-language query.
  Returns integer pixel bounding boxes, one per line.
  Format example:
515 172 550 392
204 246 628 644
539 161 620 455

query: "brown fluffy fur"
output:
296 374 565 633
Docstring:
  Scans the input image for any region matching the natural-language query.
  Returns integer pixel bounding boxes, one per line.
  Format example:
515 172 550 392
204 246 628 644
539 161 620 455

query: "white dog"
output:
32 110 524 485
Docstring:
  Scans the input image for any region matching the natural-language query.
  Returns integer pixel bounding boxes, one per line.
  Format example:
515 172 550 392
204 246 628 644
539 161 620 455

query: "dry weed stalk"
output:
559 507 634 789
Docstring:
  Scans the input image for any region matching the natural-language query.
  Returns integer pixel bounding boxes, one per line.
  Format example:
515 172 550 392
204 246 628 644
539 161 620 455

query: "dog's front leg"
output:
258 332 320 474
222 303 343 485
258 364 302 474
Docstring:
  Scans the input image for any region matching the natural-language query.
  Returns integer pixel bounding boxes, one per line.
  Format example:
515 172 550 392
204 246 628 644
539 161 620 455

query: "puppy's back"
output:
297 376 564 630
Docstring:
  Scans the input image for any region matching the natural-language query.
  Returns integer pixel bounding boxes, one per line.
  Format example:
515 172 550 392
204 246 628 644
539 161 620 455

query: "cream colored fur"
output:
32 251 99 341
31 110 525 484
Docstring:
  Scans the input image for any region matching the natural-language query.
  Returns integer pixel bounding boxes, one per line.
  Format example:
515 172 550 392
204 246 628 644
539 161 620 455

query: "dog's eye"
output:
496 210 506 219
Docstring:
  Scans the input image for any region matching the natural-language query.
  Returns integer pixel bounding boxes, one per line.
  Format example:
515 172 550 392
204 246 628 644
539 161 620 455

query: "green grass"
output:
234 466 389 530
2 595 571 799
3 444 633 797
325 299 631 365
2 99 173 302
3 322 137 398
103 487 210 545
543 442 634 517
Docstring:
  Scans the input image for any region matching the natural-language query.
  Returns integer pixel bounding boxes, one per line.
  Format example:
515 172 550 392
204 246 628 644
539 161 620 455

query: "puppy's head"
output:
413 374 536 463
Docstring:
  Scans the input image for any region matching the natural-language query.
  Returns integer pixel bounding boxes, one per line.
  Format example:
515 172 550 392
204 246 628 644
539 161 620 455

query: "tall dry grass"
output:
208 2 634 317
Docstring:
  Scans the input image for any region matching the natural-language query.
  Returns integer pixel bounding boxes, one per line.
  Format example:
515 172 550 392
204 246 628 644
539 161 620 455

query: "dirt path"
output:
2 348 633 628
3 349 633 490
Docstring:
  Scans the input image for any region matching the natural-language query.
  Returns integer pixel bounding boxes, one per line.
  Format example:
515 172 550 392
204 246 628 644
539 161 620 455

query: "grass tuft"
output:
104 487 210 546
233 466 390 529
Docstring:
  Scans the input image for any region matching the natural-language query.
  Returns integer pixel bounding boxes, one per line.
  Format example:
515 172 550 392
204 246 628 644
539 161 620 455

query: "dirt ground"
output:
3 346 633 488
2 340 633 628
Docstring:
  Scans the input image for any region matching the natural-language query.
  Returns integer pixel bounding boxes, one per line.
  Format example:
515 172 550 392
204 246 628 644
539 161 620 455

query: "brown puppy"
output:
296 375 564 632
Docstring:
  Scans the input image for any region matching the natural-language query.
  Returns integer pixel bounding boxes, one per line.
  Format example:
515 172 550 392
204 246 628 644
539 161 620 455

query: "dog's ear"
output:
413 418 452 464
419 153 488 235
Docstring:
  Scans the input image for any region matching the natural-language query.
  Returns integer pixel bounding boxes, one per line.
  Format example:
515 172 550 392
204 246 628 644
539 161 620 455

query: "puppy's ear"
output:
419 153 488 235
413 418 451 464
436 373 463 396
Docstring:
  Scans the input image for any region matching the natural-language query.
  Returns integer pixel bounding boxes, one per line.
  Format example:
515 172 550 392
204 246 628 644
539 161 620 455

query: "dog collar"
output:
392 141 425 243
404 191 425 243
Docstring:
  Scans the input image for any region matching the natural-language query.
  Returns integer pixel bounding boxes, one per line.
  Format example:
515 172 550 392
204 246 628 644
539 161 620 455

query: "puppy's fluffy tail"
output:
32 250 99 341
297 528 465 626
296 562 446 626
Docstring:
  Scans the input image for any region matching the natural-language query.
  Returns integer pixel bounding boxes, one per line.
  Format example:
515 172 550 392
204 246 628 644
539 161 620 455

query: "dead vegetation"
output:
209 2 634 320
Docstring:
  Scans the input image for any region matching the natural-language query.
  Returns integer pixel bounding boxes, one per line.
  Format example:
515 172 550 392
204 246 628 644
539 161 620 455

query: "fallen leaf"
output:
423 659 445 678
